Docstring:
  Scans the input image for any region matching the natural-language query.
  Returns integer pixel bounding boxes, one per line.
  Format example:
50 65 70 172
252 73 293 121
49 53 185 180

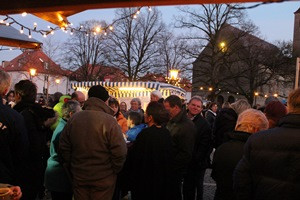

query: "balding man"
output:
71 91 85 107
212 109 268 200
233 88 300 200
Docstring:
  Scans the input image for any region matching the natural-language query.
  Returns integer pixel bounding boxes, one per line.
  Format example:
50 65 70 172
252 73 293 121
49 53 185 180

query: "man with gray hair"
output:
233 88 300 200
0 70 29 194
150 90 164 103
212 109 268 200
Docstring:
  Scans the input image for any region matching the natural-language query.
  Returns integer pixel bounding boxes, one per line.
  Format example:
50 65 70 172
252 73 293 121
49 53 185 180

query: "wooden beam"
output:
0 38 41 49
0 0 273 15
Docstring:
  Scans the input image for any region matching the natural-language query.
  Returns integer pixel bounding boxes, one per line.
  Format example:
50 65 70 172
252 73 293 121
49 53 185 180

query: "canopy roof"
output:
0 0 274 27
0 24 42 49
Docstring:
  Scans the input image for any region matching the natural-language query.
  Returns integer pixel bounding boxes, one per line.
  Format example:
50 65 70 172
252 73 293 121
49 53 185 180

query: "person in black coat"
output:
183 96 212 200
13 80 51 200
205 102 217 129
0 70 29 188
233 89 300 200
213 99 251 148
211 109 269 200
126 101 173 200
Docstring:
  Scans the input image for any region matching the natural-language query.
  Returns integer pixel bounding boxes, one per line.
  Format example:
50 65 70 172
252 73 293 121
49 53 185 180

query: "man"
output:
164 95 196 200
212 109 268 200
71 91 85 107
150 90 164 103
0 70 28 195
183 96 212 200
59 85 127 200
233 88 300 200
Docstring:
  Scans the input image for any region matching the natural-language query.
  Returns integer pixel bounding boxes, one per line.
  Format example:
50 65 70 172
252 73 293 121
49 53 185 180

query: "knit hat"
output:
264 101 287 125
88 85 109 102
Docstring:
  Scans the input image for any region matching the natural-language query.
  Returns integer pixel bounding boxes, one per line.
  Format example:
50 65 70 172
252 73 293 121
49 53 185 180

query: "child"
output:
126 112 147 142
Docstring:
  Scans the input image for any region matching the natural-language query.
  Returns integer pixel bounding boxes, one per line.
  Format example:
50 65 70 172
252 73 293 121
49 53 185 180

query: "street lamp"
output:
166 69 180 86
219 41 227 52
55 78 61 92
274 93 278 97
254 92 259 105
29 68 36 80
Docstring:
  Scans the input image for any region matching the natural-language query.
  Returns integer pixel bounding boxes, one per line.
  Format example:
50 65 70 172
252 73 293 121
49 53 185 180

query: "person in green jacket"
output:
44 100 81 200
50 95 71 130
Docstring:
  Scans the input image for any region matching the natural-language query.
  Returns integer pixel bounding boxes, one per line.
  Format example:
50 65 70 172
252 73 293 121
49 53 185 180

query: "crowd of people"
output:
0 68 299 200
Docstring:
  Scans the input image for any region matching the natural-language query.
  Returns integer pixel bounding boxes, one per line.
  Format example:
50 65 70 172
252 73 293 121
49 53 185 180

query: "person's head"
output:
231 99 251 115
208 102 218 113
127 111 142 128
188 96 203 116
287 88 300 114
222 102 231 109
62 100 81 120
150 90 162 102
53 92 63 103
109 98 120 116
6 90 15 102
264 101 287 128
130 98 141 111
145 101 169 126
88 85 109 104
120 102 127 112
14 80 37 103
164 95 182 118
0 70 11 97
38 96 45 105
235 109 269 134
71 91 85 107
265 96 279 106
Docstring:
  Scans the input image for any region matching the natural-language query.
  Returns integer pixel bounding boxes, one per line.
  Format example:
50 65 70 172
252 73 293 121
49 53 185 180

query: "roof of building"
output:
295 7 300 14
3 49 66 75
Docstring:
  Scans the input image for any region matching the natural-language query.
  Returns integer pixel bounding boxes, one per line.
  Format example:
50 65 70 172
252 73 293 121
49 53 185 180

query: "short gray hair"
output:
0 70 11 95
151 90 162 99
131 98 141 106
235 109 269 133
189 95 203 105
231 99 251 115
62 100 81 119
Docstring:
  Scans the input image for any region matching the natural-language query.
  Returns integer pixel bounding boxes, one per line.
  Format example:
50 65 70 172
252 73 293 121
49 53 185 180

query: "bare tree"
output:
63 20 107 81
42 37 62 64
105 8 165 81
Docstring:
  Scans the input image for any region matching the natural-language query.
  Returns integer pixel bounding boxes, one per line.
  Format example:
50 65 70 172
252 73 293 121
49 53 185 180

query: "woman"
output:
205 102 218 128
126 102 173 200
120 101 127 115
109 98 128 135
44 100 81 200
6 90 15 107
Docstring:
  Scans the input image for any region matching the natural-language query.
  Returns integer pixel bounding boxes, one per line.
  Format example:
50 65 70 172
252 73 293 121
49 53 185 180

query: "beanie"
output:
88 85 109 102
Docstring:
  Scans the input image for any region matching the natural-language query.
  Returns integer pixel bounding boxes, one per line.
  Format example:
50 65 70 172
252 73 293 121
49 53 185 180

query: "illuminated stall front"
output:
72 81 186 109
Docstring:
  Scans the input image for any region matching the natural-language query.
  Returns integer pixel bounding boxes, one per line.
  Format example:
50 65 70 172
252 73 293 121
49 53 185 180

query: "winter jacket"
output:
205 109 216 129
189 113 212 170
51 95 71 130
212 131 251 200
166 110 196 174
14 101 49 193
213 108 238 148
59 97 127 186
0 97 29 185
127 124 147 142
117 112 128 134
45 118 71 193
233 114 300 200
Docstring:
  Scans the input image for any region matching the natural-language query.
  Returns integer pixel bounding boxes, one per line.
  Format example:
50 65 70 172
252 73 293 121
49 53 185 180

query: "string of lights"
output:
227 0 286 10
0 6 152 39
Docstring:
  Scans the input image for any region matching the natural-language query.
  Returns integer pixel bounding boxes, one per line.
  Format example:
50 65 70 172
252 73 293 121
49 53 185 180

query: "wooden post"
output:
296 57 300 89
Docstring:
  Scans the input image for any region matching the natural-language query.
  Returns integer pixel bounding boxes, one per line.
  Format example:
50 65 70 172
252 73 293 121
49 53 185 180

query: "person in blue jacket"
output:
44 100 81 200
126 111 147 142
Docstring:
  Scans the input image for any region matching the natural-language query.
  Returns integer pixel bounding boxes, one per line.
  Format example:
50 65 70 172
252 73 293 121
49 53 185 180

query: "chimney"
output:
1 61 10 68
293 8 300 57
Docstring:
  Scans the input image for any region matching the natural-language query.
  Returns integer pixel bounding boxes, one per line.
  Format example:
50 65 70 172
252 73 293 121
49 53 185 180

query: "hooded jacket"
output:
59 97 127 186
233 114 300 200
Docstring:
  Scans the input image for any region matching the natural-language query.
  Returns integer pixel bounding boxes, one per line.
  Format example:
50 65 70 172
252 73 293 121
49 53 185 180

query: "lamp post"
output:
254 92 259 105
295 57 299 89
29 68 36 80
219 41 227 52
166 69 180 86
55 78 60 92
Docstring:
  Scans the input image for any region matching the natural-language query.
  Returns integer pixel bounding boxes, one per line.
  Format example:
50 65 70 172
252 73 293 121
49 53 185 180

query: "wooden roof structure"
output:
0 0 277 27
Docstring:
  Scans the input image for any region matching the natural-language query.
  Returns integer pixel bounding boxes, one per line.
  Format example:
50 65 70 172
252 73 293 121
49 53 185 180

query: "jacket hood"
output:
83 97 114 116
278 114 300 129
59 95 71 103
227 131 251 143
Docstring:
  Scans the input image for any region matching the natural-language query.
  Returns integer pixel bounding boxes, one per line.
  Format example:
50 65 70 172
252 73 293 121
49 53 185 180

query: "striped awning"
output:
71 81 186 98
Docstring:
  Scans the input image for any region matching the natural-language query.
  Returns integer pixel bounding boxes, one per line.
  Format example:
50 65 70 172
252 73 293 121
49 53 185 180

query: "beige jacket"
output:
59 97 127 185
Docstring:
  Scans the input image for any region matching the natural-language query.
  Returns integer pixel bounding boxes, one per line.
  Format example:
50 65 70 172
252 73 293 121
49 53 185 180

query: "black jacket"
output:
213 108 238 148
167 110 196 174
0 97 29 185
212 131 251 200
14 101 49 190
190 114 212 170
233 114 300 200
205 110 216 129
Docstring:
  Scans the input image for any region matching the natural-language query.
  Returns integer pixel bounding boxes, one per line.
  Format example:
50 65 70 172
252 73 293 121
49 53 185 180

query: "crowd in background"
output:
0 68 299 200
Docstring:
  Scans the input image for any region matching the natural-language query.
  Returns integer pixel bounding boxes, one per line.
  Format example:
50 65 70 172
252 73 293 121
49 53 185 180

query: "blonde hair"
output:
287 88 300 114
0 70 11 95
235 109 269 133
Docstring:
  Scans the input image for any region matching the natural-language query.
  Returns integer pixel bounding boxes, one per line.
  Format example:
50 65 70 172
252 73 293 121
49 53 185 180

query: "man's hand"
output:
9 186 22 200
